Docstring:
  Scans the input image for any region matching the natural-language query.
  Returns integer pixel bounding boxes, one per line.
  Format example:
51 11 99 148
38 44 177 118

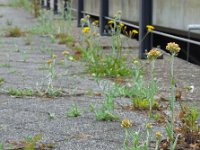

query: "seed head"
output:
166 42 181 55
121 118 132 129
155 131 162 140
62 50 69 56
147 48 162 60
46 59 53 65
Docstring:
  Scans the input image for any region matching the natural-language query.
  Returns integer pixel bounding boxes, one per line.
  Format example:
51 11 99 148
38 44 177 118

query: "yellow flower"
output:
132 29 139 34
82 27 90 33
62 50 69 56
147 48 162 60
166 42 181 54
146 123 152 129
92 20 99 26
108 20 114 24
46 59 53 65
121 118 132 128
120 23 124 27
155 131 162 140
146 25 155 32
52 54 57 59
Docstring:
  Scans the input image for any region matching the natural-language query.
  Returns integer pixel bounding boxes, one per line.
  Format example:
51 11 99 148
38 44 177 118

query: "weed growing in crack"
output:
36 55 63 98
7 26 24 37
65 104 81 117
0 78 5 86
41 55 62 97
121 120 163 150
145 48 162 117
6 88 34 97
30 11 55 35
91 79 119 121
48 112 56 120
24 134 42 150
80 13 135 78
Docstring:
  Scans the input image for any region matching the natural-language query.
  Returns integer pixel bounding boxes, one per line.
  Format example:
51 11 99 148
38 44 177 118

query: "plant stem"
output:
170 54 175 148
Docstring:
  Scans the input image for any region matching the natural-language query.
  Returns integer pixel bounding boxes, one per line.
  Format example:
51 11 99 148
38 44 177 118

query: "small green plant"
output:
48 112 56 120
165 42 181 149
93 93 119 121
6 88 34 97
182 107 199 130
7 26 23 37
65 104 81 117
24 134 42 150
177 106 200 144
0 78 5 86
132 97 159 110
58 35 75 45
80 14 134 78
0 63 11 68
121 121 161 150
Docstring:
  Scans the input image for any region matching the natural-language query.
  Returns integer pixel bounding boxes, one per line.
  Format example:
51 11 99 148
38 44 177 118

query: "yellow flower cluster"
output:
62 50 69 56
121 118 132 128
108 20 114 24
155 131 162 139
146 123 152 129
120 23 124 27
147 48 162 60
132 29 139 34
82 27 90 33
46 59 53 65
166 42 181 54
92 20 99 26
146 25 155 32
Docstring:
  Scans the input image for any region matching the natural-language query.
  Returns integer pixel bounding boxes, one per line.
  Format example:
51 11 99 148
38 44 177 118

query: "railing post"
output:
77 0 84 27
54 0 58 14
46 0 50 10
41 0 45 8
139 0 152 59
100 0 109 36
63 0 68 19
